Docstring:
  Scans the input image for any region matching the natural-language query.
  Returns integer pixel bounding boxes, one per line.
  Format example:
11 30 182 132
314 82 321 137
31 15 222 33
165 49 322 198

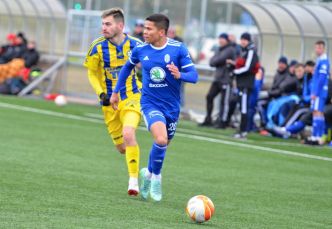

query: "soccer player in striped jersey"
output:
111 14 198 201
83 8 142 196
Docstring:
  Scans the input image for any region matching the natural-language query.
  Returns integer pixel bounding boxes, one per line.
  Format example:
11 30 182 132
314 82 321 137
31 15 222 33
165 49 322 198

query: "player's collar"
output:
108 34 128 47
150 38 169 50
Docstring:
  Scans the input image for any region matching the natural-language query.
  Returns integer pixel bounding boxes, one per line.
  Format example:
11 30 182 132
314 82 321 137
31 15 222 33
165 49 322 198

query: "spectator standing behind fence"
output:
199 33 236 128
228 34 241 58
132 19 145 42
227 32 259 139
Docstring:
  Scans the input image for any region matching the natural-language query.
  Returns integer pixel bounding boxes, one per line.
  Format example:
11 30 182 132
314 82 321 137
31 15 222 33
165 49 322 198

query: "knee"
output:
154 135 168 146
123 128 136 145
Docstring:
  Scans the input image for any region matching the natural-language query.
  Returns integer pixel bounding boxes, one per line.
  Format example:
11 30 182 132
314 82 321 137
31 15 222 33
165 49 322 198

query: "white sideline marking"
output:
174 133 332 162
0 102 102 124
1 101 332 162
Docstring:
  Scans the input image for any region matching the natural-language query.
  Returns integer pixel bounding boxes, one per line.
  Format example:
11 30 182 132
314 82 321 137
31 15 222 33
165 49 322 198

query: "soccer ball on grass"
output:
186 195 215 223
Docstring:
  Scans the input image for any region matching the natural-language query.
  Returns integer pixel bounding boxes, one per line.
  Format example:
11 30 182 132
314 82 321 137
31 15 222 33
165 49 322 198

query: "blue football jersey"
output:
129 38 194 113
312 53 330 99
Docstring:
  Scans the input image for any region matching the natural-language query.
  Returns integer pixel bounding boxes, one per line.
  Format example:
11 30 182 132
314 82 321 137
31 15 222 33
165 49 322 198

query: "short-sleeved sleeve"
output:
318 62 328 75
83 44 100 71
128 46 140 65
179 44 194 70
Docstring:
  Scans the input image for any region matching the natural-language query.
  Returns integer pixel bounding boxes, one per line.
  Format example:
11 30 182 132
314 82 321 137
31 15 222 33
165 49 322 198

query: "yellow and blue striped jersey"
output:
84 34 142 100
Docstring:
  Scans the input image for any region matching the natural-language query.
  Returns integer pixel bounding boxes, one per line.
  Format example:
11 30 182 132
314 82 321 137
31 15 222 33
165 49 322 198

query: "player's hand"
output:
99 92 110 106
110 92 119 110
166 62 181 79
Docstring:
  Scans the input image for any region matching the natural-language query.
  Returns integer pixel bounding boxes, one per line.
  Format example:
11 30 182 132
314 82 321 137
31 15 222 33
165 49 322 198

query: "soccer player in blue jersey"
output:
110 14 198 201
305 40 330 145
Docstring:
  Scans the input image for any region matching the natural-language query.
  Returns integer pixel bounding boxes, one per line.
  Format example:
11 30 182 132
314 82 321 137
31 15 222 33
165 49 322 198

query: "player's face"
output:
315 44 325 56
143 20 165 44
102 16 123 39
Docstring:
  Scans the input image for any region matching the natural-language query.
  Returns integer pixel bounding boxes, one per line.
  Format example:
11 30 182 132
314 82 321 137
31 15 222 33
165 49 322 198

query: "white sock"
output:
129 177 138 185
152 173 161 180
145 169 152 180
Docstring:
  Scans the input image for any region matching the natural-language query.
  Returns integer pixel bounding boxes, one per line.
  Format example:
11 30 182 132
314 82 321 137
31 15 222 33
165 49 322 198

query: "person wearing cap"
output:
132 19 145 42
0 34 17 64
289 59 298 77
200 33 236 127
226 32 259 138
262 57 299 132
268 56 291 98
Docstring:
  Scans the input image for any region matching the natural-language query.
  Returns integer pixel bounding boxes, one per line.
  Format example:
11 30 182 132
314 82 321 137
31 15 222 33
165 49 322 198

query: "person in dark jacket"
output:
22 41 39 68
268 56 290 98
0 35 26 63
200 33 236 127
227 32 259 139
289 59 298 77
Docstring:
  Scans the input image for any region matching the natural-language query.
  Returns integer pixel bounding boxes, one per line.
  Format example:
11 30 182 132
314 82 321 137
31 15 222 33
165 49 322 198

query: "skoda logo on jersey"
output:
150 67 166 83
164 54 170 63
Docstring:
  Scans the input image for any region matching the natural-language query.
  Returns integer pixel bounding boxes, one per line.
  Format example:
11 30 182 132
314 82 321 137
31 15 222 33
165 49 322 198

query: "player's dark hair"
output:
146 14 169 34
101 7 124 23
315 40 325 47
305 60 315 67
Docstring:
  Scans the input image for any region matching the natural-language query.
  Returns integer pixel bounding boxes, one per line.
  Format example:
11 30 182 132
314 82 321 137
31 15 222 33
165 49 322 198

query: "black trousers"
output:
206 81 231 122
300 104 332 126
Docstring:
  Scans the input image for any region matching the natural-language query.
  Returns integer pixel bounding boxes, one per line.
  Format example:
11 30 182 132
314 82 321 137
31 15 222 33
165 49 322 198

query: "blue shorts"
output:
141 106 179 140
311 97 326 112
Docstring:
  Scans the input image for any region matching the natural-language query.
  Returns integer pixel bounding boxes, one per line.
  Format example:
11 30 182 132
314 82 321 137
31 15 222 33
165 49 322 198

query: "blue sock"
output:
312 116 320 138
317 116 325 138
286 121 305 134
148 153 153 174
148 142 167 175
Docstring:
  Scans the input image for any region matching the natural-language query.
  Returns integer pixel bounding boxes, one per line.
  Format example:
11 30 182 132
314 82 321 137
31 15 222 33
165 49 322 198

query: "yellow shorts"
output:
102 93 141 145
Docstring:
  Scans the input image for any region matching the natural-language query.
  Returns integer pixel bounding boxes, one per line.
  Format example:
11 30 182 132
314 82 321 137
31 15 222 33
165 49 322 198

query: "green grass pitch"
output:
0 95 331 228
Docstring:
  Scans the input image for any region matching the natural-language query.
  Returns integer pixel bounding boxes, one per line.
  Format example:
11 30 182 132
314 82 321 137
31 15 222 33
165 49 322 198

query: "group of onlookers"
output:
0 32 40 95
200 32 331 146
